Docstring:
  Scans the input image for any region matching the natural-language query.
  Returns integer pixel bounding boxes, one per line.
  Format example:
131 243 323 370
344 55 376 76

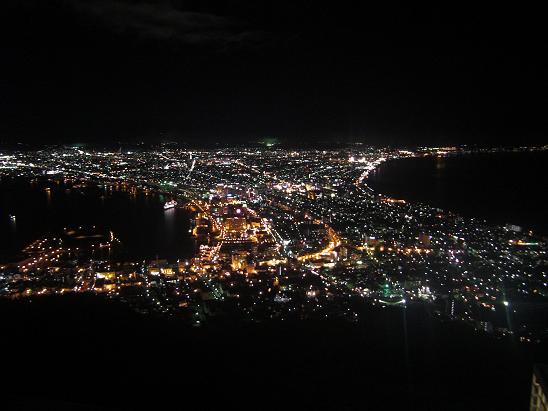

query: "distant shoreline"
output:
366 150 548 236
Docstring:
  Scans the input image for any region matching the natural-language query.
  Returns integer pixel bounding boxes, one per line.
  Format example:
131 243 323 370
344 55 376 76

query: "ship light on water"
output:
164 199 177 210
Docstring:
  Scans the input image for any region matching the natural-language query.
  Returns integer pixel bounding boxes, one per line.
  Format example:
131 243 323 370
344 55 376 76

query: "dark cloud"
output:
0 1 545 146
65 0 274 51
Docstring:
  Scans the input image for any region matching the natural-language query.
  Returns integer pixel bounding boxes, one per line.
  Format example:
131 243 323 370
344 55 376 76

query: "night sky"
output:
1 1 546 146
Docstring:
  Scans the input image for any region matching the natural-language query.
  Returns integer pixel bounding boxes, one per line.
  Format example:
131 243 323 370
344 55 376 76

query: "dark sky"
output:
1 1 546 146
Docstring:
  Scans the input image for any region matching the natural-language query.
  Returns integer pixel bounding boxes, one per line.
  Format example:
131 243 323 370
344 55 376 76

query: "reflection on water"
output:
9 216 16 234
435 156 446 170
164 207 176 239
45 187 52 206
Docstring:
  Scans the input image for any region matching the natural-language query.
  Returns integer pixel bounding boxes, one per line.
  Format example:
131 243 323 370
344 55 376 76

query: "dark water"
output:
0 179 195 262
368 151 548 235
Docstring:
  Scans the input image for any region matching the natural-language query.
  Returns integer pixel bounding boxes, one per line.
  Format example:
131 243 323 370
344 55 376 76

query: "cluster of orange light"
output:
382 198 406 204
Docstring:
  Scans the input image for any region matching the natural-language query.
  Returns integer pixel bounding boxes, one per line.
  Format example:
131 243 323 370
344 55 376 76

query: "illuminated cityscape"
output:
2 1 547 409
1 145 546 342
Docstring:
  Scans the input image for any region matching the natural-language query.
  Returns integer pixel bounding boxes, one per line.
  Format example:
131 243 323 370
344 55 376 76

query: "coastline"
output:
0 177 195 262
364 149 548 237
